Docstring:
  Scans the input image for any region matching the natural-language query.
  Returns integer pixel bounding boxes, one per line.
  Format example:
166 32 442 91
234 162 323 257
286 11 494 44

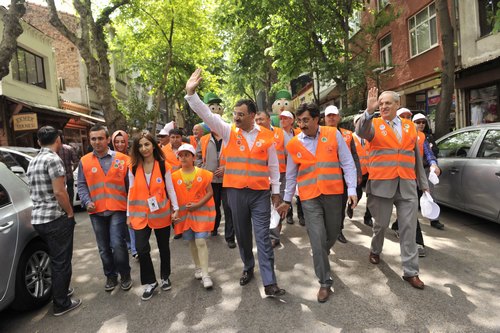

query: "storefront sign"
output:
13 113 38 131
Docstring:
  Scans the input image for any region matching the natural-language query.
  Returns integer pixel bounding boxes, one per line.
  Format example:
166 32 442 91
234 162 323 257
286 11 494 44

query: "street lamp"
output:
372 67 384 91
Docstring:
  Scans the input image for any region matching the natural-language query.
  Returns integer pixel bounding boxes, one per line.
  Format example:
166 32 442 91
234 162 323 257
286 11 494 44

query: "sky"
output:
0 0 109 15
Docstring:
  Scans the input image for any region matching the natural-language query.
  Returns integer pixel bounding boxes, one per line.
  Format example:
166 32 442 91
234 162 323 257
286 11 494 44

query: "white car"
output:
0 147 80 207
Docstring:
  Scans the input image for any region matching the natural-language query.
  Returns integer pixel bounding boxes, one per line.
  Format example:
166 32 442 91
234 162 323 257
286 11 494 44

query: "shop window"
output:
478 0 499 37
11 47 46 89
379 34 392 70
470 85 498 125
409 2 438 57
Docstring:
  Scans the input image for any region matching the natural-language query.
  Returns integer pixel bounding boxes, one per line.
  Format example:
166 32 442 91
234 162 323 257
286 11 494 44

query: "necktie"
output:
389 120 401 142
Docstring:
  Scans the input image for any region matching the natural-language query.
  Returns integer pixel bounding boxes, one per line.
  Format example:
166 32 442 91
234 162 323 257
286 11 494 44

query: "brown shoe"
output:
369 252 380 264
317 287 333 303
403 275 425 289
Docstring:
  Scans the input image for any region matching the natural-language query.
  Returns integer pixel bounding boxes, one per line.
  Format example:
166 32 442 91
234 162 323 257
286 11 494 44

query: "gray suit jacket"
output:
355 112 429 199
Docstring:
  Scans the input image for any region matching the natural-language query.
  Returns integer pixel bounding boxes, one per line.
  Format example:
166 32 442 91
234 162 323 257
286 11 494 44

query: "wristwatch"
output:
284 200 291 205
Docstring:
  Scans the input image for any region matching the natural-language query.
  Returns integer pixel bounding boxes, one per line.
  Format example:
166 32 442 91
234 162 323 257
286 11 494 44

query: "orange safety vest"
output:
127 161 172 230
417 131 425 157
286 126 344 200
368 118 417 180
189 135 198 149
80 151 129 214
162 143 181 171
171 168 215 234
272 127 286 173
200 133 226 166
339 128 353 152
353 134 369 175
223 126 274 190
293 128 301 136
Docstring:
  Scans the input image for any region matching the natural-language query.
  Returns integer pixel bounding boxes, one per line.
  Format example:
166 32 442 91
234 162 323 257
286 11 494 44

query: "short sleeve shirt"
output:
27 147 66 225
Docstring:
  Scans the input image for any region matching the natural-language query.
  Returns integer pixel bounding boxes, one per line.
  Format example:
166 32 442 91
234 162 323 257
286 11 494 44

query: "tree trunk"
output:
435 0 455 138
0 0 26 80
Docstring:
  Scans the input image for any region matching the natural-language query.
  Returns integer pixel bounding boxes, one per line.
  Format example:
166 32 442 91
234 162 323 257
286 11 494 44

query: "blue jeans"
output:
89 211 130 278
33 215 75 310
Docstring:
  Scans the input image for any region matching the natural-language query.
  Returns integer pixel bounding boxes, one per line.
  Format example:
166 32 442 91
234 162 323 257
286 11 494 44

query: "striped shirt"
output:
27 147 66 225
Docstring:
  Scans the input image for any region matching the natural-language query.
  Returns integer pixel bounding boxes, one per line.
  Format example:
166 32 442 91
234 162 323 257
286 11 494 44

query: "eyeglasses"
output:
232 112 249 118
414 121 426 125
296 117 312 124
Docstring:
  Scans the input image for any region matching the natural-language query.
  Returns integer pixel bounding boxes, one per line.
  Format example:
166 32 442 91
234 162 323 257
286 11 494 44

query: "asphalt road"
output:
1 196 500 333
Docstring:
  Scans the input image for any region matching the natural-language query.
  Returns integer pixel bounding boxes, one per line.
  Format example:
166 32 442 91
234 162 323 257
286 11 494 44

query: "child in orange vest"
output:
171 144 216 289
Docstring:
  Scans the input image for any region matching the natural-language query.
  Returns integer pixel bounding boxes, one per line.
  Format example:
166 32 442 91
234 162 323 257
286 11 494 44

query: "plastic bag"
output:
270 206 281 229
428 167 439 185
420 191 440 220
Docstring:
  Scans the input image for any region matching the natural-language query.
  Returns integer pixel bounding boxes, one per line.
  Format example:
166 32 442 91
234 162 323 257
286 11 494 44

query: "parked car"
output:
0 146 80 207
434 123 500 224
0 162 52 311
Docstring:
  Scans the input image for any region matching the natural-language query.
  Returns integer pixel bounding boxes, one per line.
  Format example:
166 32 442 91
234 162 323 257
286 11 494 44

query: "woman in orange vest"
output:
127 132 179 301
172 143 216 289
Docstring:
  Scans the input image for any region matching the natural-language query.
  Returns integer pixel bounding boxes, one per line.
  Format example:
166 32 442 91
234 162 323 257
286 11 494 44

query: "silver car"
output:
434 123 500 223
0 162 52 311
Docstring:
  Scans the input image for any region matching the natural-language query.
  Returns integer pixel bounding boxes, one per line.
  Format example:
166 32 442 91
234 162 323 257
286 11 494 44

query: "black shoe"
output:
298 217 305 226
53 298 82 317
67 287 74 297
141 282 158 301
239 270 253 286
160 278 172 291
227 240 236 249
337 232 347 244
391 221 399 231
271 239 280 248
286 216 294 224
431 220 445 230
173 234 182 239
364 217 373 227
120 274 133 291
105 276 118 292
264 284 286 297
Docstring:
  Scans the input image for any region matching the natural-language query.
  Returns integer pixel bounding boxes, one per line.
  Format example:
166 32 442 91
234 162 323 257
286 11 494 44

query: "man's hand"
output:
214 166 224 178
126 217 131 227
185 68 203 95
86 202 96 213
271 194 281 208
276 202 290 219
366 87 379 114
430 165 441 177
348 195 358 209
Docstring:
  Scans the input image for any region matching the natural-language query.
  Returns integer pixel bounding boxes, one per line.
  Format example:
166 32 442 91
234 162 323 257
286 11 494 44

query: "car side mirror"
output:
456 147 467 157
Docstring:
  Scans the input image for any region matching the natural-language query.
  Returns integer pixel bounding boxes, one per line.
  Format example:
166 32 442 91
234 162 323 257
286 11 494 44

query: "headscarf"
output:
111 130 129 154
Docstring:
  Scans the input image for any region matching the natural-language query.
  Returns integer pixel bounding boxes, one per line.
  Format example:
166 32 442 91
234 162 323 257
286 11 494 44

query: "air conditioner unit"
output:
58 77 66 92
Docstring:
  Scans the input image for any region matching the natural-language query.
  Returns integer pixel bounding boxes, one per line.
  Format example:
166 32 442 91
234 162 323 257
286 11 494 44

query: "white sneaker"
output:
202 276 213 289
194 268 202 280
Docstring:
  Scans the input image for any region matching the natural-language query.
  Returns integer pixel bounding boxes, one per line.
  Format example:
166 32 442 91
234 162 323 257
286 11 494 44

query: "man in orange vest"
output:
189 124 204 149
356 88 429 290
185 68 285 297
324 105 362 244
255 110 286 248
77 125 132 293
157 121 175 147
162 128 183 171
276 102 358 303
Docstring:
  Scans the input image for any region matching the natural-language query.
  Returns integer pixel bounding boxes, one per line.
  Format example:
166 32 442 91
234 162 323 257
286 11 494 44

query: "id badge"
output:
147 196 159 212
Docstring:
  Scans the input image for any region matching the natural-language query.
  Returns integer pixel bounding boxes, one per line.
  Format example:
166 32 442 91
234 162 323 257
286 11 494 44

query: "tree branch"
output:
46 0 81 46
0 0 26 79
96 0 131 29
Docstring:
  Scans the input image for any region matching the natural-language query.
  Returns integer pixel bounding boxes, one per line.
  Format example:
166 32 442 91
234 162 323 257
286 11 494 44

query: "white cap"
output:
158 121 175 136
176 143 196 156
280 110 294 119
412 113 427 122
325 105 339 116
354 114 362 124
397 108 412 117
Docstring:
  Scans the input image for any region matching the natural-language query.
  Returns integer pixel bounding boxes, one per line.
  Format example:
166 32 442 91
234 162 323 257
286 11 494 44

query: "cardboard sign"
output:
13 113 38 131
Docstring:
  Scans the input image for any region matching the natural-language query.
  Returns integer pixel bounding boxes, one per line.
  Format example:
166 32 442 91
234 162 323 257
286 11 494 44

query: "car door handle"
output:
450 167 460 174
0 221 14 232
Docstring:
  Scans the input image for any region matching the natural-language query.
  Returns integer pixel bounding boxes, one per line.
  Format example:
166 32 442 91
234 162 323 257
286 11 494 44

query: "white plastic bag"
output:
428 167 439 185
270 206 281 229
420 191 440 220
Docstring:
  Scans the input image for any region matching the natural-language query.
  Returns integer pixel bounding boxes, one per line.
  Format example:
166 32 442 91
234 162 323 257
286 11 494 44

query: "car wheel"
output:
10 240 52 311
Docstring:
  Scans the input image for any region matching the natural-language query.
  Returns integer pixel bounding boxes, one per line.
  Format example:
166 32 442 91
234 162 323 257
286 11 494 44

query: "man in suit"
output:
355 88 429 289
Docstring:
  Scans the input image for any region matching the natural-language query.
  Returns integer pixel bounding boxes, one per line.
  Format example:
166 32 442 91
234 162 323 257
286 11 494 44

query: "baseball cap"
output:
176 143 196 156
325 105 339 116
397 108 412 117
280 111 294 119
159 121 175 136
412 113 427 122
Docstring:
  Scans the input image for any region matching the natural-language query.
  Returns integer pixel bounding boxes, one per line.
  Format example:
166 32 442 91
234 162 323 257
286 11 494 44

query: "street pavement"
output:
1 196 500 332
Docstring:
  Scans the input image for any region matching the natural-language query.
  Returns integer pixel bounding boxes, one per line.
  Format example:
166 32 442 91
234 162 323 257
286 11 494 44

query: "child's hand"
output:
186 202 197 211
172 210 179 221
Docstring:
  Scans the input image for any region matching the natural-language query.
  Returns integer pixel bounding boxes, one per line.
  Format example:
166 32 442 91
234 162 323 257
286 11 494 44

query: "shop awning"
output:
5 96 105 124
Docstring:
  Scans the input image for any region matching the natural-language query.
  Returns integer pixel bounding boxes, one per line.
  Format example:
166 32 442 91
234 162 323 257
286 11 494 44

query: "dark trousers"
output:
221 187 235 242
287 195 304 220
33 215 75 310
134 225 171 285
66 178 74 207
212 182 223 233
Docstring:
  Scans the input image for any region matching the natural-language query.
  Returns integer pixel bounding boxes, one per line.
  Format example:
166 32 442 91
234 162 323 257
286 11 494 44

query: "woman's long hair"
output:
130 131 165 171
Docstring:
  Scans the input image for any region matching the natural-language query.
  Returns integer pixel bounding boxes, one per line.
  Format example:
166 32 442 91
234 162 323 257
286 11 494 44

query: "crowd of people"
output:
25 69 444 316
